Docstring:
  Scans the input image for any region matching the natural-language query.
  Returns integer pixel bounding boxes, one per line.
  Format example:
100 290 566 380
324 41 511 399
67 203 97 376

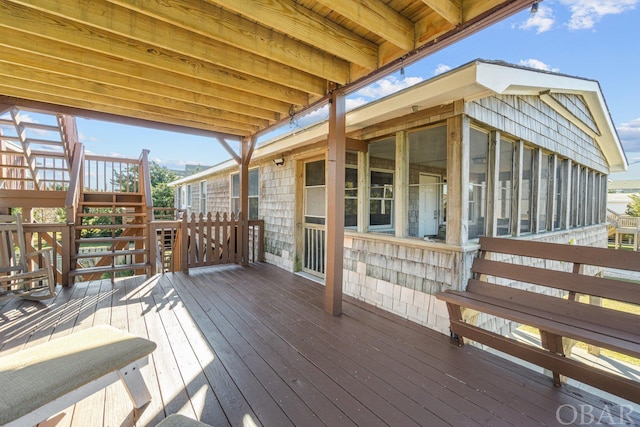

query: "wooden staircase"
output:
70 192 151 282
1 106 154 284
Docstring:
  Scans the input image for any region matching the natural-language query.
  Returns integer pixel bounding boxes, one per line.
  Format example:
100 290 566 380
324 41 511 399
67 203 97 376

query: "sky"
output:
7 1 640 180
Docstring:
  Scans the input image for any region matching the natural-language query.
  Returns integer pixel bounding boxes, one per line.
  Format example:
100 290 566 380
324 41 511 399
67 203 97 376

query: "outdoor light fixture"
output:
273 157 285 167
531 1 539 13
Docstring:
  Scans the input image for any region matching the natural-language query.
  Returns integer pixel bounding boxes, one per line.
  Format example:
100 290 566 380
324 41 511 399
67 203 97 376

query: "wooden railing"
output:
83 154 143 193
65 143 84 224
149 213 264 274
22 223 71 286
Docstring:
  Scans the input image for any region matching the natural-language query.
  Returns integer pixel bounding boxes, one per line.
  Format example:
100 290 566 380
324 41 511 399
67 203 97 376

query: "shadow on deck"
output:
1 263 638 426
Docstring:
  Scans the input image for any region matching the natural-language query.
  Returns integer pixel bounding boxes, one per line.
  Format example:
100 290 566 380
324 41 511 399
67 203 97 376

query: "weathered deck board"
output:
0 263 638 426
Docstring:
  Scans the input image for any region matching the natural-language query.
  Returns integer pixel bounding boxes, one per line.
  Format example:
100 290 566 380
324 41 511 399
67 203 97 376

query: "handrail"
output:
84 154 141 193
65 143 84 224
139 149 153 219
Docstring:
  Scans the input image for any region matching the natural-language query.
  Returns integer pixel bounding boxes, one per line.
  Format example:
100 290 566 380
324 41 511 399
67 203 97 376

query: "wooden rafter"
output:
0 0 533 138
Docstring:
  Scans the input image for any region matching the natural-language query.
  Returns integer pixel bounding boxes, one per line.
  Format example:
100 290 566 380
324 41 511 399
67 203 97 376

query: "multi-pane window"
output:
231 169 259 220
370 170 394 228
345 165 358 227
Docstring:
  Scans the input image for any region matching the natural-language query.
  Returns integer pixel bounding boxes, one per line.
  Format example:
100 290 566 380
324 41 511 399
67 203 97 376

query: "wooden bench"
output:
0 325 157 426
436 236 640 405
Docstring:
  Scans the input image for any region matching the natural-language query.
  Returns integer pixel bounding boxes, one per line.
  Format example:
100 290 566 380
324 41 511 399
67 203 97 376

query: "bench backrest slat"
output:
466 279 640 339
478 236 640 272
472 258 640 306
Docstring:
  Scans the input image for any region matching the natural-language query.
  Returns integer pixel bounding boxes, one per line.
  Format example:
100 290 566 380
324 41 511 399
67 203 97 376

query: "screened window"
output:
368 138 395 231
538 153 551 232
408 125 447 239
520 146 534 234
468 128 488 240
231 169 259 220
497 140 514 236
186 184 192 208
554 159 565 230
200 181 207 215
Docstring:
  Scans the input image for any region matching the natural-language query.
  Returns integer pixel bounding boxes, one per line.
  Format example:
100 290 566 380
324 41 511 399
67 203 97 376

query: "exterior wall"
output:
260 160 296 271
467 95 609 174
171 90 615 338
343 233 475 334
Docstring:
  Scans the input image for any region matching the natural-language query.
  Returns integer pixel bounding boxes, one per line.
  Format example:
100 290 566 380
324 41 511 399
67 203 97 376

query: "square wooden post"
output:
325 84 345 316
239 138 252 266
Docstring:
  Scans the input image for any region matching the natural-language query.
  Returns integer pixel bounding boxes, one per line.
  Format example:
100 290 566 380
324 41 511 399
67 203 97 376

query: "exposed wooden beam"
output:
1 1 312 106
108 0 350 85
0 68 262 134
208 0 378 70
216 138 241 164
10 0 327 96
313 0 414 51
421 0 462 25
346 138 368 152
0 57 269 130
0 30 285 121
463 0 512 21
0 96 243 141
0 83 254 137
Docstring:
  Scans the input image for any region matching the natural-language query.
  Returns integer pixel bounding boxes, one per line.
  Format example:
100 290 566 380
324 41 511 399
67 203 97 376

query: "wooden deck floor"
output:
1 263 638 426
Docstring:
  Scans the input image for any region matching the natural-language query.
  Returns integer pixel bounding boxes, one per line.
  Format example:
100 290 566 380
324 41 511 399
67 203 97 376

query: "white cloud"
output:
618 117 640 152
434 64 452 75
356 75 424 99
518 59 560 72
78 131 98 143
519 4 555 33
560 0 638 30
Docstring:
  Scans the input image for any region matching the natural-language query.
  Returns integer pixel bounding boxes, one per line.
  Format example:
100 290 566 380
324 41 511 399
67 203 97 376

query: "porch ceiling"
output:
0 0 534 141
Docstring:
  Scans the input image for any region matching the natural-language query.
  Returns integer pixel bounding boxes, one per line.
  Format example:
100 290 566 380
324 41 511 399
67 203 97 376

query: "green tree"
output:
625 194 640 217
150 162 177 208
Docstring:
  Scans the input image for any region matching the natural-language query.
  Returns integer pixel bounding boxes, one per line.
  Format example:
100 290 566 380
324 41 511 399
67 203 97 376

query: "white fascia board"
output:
475 62 627 173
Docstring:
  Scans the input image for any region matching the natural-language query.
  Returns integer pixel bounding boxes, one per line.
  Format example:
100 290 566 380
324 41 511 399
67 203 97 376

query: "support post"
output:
325 84 345 316
239 137 256 266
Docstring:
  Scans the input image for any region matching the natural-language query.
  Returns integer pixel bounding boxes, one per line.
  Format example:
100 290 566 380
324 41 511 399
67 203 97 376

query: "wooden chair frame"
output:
0 214 56 301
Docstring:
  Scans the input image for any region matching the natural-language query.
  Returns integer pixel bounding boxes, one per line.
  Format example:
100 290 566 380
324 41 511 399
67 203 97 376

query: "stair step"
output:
73 249 148 260
76 236 146 244
75 224 146 230
77 212 146 218
80 201 145 207
68 262 150 277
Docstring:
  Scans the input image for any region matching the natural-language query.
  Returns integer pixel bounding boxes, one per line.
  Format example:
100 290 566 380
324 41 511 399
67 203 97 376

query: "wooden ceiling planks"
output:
0 0 534 139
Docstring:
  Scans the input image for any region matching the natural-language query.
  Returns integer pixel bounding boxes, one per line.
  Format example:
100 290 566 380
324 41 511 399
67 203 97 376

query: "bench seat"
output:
437 237 640 405
0 325 157 426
